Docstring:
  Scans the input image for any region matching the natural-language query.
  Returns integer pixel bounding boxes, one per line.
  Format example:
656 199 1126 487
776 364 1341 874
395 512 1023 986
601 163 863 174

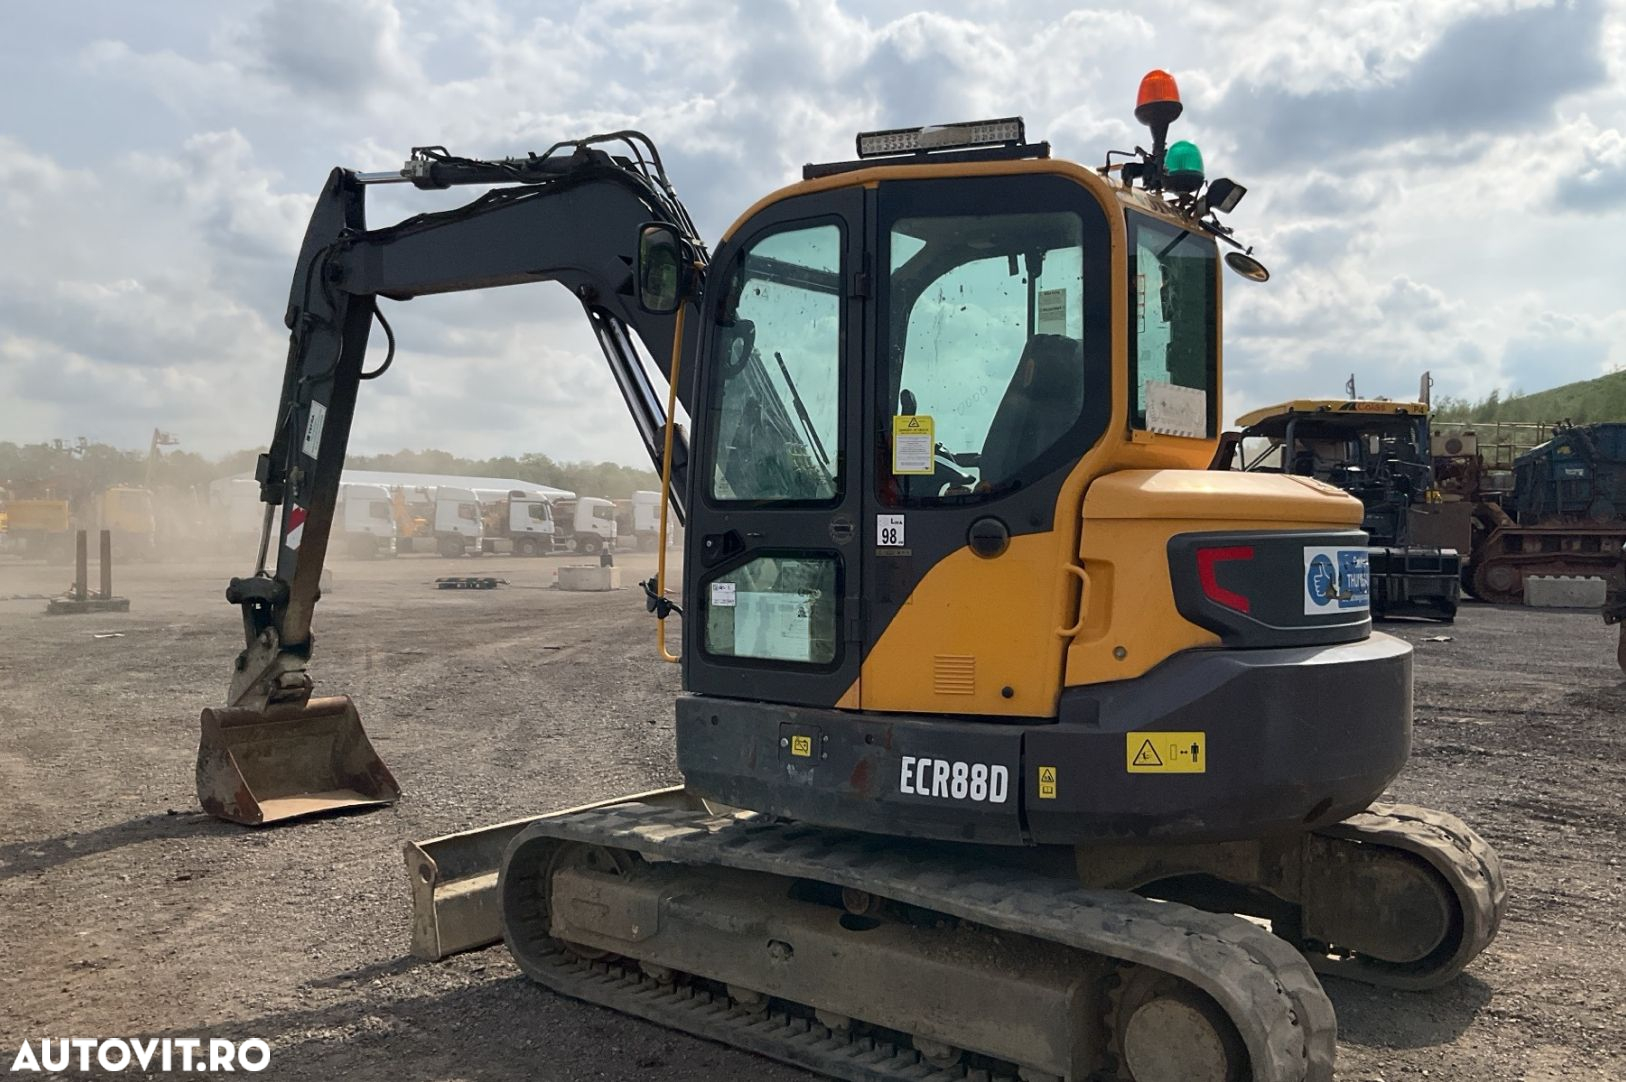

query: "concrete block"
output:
557 565 621 592
1523 575 1607 609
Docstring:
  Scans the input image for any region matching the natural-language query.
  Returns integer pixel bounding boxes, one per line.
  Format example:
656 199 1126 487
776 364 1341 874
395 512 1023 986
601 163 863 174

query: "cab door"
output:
682 190 866 707
860 174 1114 718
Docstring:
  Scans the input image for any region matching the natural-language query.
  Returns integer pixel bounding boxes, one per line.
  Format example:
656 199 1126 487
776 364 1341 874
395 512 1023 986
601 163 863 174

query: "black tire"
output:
579 534 602 555
437 535 464 558
516 537 537 557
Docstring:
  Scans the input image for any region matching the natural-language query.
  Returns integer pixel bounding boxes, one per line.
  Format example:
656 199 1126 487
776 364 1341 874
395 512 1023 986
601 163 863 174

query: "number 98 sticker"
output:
877 514 905 547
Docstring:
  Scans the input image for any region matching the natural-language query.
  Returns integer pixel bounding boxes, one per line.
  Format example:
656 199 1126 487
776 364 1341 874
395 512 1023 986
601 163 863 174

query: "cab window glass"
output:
703 554 838 665
707 223 842 503
1128 213 1217 435
883 212 1090 504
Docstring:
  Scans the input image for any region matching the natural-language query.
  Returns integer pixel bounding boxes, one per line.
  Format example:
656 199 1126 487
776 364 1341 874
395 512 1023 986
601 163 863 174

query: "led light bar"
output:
856 117 1026 159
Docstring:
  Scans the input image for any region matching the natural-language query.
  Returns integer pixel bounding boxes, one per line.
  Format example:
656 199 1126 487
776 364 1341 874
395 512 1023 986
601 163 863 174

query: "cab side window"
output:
707 223 843 504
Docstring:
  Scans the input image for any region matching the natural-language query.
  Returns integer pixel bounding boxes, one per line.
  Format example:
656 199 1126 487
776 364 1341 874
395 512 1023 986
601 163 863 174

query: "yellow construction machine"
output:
200 72 1505 1081
4 496 73 560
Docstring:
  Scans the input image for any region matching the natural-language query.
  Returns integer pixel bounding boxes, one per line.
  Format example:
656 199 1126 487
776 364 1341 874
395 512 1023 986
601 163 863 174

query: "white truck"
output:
426 485 483 557
629 489 681 551
478 489 556 556
336 482 397 558
550 496 618 554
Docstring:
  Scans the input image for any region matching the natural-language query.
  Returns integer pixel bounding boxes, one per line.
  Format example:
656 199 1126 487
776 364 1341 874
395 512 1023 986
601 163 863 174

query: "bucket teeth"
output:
196 695 400 825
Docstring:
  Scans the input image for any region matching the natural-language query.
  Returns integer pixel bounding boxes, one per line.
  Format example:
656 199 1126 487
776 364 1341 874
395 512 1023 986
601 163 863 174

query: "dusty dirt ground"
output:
1 550 1622 1081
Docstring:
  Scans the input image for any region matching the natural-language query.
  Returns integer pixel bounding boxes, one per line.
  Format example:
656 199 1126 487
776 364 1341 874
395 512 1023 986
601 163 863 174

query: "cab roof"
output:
1235 399 1430 433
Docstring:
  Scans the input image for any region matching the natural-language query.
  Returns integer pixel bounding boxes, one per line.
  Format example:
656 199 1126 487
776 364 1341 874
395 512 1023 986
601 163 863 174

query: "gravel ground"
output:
1 551 1622 1081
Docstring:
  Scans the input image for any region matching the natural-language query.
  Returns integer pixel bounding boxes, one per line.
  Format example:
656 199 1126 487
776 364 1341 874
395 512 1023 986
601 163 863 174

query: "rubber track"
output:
504 802 1336 1082
1310 801 1507 990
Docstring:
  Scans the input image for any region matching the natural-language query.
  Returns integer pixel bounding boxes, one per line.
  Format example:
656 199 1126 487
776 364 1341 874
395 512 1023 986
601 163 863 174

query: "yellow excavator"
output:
198 72 1505 1082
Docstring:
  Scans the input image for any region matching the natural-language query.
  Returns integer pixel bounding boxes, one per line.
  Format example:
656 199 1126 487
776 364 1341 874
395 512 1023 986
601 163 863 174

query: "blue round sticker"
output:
1306 554 1337 607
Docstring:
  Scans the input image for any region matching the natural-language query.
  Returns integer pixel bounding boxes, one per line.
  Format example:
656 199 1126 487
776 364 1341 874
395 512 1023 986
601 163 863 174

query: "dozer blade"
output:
197 695 401 826
405 786 708 961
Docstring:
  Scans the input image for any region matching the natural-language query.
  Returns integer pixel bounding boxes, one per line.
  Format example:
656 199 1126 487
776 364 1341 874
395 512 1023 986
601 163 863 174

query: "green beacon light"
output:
1165 140 1204 194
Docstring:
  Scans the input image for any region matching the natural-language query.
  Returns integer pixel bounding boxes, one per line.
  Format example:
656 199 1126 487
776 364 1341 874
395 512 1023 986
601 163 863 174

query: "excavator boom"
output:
200 134 704 824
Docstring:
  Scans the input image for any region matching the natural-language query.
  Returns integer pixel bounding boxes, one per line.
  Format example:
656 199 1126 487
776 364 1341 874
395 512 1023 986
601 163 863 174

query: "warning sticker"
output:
710 581 737 608
1303 546 1370 616
790 735 813 758
1144 380 1207 438
285 503 307 551
891 414 935 475
1126 731 1206 774
1037 765 1058 800
1037 289 1069 335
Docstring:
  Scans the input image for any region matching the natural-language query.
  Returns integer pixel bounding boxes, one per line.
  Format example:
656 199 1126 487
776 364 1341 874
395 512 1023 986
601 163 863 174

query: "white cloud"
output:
2 0 1624 465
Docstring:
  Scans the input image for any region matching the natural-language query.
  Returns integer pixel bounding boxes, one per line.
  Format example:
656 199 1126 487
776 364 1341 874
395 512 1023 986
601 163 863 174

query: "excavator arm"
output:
203 133 706 823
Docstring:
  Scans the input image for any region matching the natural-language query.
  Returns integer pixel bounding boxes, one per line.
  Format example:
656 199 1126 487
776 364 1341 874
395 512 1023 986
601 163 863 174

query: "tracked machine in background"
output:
1432 420 1626 604
201 72 1505 1082
1222 400 1460 621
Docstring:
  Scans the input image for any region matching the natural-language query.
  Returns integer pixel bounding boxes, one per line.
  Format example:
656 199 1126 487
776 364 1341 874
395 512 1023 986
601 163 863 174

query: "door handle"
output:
699 529 745 568
1055 564 1089 638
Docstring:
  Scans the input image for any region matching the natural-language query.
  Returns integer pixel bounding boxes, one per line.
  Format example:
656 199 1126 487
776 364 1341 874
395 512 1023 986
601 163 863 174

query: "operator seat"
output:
980 334 1093 488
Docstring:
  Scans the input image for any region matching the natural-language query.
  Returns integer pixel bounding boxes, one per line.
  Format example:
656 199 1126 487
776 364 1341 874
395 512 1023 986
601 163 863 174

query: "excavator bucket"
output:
197 695 401 826
406 786 708 960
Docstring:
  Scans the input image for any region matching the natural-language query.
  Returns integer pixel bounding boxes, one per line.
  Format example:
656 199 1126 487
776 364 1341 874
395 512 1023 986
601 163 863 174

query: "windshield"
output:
1249 416 1431 488
1127 212 1217 436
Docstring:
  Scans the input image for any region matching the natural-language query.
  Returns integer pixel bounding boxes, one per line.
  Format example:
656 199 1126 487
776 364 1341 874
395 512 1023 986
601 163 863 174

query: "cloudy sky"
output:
3 0 1623 465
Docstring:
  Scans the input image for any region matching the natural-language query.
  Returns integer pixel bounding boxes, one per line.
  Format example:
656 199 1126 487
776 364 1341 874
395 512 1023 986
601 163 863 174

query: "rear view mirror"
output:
637 223 693 314
1224 251 1270 283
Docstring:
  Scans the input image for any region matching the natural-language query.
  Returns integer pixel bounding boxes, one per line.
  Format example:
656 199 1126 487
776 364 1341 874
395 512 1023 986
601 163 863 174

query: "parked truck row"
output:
206 474 654 559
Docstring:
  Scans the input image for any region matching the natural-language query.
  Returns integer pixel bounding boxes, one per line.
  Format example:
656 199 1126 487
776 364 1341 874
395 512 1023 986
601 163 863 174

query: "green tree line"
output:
1434 370 1626 425
1 441 658 502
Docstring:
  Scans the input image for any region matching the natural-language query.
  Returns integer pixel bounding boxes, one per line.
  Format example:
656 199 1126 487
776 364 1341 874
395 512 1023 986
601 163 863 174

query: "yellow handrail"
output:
654 296 690 664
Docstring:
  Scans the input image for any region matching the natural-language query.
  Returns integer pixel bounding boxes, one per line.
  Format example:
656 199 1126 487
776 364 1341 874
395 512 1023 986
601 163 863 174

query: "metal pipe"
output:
99 529 113 600
254 502 276 575
74 530 88 602
354 171 410 185
655 297 691 665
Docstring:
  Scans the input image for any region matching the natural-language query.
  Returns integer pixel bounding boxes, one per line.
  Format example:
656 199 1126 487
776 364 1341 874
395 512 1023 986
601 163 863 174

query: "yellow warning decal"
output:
1037 766 1058 800
1126 731 1206 774
790 735 813 758
891 414 935 475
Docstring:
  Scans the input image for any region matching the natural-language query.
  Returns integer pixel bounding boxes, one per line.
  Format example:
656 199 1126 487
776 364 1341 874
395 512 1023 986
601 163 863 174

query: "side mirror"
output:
637 223 693 315
1224 250 1270 283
